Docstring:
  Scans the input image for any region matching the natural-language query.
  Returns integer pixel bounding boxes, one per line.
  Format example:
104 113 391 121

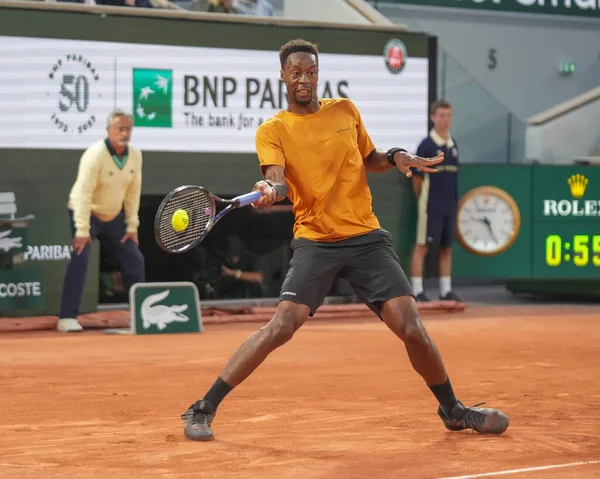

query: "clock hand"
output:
482 217 499 244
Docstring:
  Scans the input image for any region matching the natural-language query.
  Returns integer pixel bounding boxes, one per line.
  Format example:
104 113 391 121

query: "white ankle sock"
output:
412 277 423 296
440 276 452 297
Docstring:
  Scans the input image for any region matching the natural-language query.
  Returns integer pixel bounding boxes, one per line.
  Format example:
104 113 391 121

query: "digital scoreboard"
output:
531 169 600 279
455 165 600 280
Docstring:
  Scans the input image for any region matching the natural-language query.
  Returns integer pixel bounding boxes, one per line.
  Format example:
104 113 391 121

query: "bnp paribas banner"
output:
384 0 599 18
0 35 429 154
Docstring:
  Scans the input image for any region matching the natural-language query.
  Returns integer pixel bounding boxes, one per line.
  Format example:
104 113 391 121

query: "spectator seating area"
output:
48 0 283 14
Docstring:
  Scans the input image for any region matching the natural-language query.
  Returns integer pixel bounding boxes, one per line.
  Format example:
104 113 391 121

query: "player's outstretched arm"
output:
363 148 444 177
363 148 396 172
252 165 288 208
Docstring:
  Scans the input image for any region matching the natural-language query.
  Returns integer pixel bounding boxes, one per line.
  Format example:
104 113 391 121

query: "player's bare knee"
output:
262 302 307 347
267 318 295 346
400 304 430 343
403 320 430 347
391 315 429 345
382 297 430 345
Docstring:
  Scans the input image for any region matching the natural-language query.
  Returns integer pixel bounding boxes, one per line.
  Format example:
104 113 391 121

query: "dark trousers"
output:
59 209 145 319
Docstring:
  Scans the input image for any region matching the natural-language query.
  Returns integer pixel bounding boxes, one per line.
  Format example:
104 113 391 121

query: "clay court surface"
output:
1 303 600 479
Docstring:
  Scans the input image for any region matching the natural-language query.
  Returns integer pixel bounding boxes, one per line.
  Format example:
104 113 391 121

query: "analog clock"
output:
456 186 521 257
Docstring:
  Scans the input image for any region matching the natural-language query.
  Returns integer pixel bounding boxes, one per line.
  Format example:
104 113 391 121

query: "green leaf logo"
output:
133 68 172 128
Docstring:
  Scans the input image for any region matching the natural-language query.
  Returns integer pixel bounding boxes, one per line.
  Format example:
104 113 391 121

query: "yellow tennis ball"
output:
172 209 189 232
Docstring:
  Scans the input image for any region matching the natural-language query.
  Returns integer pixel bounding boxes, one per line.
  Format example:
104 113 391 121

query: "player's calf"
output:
219 302 309 387
181 302 310 441
381 297 449 386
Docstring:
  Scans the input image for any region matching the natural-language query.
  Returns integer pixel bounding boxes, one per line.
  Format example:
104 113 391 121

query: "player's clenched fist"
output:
252 180 276 208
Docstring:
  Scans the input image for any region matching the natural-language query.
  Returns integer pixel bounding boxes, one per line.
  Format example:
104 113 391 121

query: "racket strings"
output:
158 188 213 252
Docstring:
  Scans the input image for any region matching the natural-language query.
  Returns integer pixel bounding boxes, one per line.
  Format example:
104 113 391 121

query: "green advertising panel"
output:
130 282 202 335
451 164 600 286
375 0 600 18
0 7 431 57
0 154 100 317
0 268 46 311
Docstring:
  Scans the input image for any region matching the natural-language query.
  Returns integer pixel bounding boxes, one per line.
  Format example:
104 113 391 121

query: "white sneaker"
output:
57 318 83 332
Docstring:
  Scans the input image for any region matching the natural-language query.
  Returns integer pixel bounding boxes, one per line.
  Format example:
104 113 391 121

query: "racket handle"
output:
234 191 263 208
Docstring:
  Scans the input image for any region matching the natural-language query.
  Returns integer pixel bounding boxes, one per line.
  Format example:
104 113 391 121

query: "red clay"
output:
1 304 599 479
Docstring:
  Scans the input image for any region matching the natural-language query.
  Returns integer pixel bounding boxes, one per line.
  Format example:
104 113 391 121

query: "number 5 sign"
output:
59 74 91 113
47 53 103 135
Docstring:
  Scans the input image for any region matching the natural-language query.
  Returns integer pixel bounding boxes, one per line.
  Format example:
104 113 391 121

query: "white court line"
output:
437 460 600 479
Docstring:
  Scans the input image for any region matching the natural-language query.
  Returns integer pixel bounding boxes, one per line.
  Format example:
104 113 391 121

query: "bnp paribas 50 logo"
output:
132 69 173 128
544 174 598 217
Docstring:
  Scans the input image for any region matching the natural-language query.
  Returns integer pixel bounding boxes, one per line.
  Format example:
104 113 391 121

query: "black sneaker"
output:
438 400 509 434
181 399 216 441
415 292 431 302
440 291 462 302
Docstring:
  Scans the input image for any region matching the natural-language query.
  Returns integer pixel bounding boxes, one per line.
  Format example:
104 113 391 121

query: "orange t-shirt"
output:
255 98 381 242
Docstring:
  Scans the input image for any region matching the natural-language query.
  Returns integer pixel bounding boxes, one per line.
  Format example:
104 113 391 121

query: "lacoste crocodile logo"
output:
141 289 189 331
0 230 22 252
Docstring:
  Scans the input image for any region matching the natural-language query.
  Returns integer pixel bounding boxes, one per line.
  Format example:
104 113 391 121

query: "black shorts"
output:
416 213 456 247
279 229 413 318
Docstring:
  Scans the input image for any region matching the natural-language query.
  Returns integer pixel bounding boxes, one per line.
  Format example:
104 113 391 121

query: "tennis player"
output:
181 39 509 440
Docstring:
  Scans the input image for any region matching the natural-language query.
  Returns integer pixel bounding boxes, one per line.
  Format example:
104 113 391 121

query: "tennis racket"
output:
154 186 263 254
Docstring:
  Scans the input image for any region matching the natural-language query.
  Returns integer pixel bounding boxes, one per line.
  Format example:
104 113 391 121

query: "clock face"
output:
456 186 521 256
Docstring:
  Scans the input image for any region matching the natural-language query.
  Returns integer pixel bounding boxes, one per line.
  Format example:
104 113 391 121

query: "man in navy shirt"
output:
410 100 461 302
